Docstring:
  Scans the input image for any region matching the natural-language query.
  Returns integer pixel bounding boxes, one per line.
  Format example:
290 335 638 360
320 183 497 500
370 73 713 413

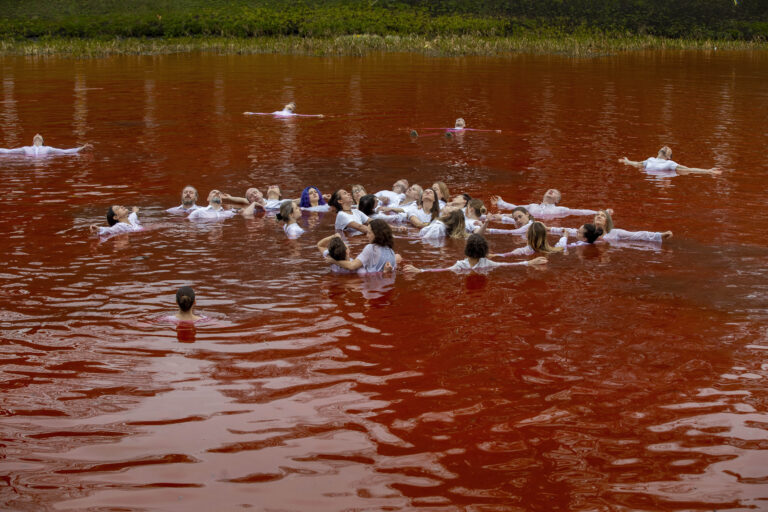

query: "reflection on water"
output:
0 51 767 510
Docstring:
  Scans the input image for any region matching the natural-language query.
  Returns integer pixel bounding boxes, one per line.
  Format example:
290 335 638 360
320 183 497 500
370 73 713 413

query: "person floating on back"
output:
618 146 722 176
0 134 92 156
243 102 324 118
90 205 142 237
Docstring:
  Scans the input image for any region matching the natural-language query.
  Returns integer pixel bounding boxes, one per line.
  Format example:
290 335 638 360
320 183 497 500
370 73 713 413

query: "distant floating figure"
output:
618 146 722 177
243 102 324 118
408 118 501 137
0 134 92 156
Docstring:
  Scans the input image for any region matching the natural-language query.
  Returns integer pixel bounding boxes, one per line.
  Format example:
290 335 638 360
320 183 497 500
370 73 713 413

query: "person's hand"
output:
487 213 502 222
89 224 99 234
220 192 232 200
379 197 390 206
243 111 253 115
490 195 501 206
661 231 673 240
618 157 629 164
402 264 421 273
528 256 548 266
324 256 336 264
394 225 407 233
383 261 393 272
83 143 94 150
606 208 614 216
710 168 723 175
322 193 331 201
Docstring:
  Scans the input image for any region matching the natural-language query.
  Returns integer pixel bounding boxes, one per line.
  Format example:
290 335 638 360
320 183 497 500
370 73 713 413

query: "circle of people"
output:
2 106 723 322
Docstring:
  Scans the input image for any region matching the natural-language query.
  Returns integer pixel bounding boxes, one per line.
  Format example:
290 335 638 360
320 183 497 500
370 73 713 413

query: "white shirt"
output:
487 220 532 236
301 204 330 212
419 220 447 239
448 258 527 271
406 207 434 225
375 190 406 207
188 206 236 221
335 209 369 235
504 235 568 256
643 157 679 175
264 199 283 210
283 223 305 238
603 228 663 243
495 197 596 219
166 204 203 215
0 145 84 156
98 212 142 237
356 244 397 273
272 108 295 117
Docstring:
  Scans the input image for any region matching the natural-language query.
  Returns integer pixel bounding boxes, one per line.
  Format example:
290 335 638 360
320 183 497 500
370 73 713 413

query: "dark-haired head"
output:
579 223 603 244
328 237 347 261
466 199 486 218
369 219 394 249
106 206 118 226
329 189 344 212
176 286 195 313
299 186 326 208
465 234 489 259
358 194 378 216
511 206 533 225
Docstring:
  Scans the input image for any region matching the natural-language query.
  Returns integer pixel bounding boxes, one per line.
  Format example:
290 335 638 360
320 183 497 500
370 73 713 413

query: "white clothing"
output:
448 258 527 271
495 197 596 219
301 204 330 212
188 206 236 221
283 223 305 238
375 190 406 208
369 212 400 223
356 244 397 273
465 218 482 233
166 204 203 215
419 220 447 239
335 209 369 235
547 226 579 237
272 109 295 117
98 212 142 237
263 199 283 210
406 207 434 225
487 220 532 236
603 228 663 243
322 250 355 274
0 145 84 156
503 235 568 256
643 157 679 176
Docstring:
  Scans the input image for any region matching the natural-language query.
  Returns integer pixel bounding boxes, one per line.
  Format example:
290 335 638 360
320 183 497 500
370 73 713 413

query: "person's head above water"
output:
284 102 296 113
464 233 489 259
328 236 348 261
266 185 282 200
329 189 353 212
454 118 466 129
276 200 300 223
432 182 450 202
593 210 614 233
441 209 467 238
176 286 195 312
32 134 43 147
542 189 562 205
106 205 129 226
392 179 409 194
207 189 223 207
245 188 263 204
181 186 198 207
405 184 423 203
300 186 326 208
357 194 378 216
511 206 533 226
368 219 394 249
466 199 486 219
657 146 673 160
578 223 603 244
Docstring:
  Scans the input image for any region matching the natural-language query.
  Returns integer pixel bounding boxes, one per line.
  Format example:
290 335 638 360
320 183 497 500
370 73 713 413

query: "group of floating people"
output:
0 105 724 323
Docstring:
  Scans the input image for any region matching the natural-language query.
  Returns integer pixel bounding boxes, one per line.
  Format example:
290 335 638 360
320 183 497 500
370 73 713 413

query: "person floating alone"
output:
0 134 92 157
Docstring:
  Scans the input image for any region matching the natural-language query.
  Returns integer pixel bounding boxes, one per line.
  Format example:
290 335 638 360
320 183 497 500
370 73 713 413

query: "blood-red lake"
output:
1 50 767 510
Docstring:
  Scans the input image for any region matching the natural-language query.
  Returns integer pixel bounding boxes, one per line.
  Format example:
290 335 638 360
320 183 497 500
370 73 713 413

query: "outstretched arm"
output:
221 193 250 205
327 257 363 271
676 165 722 176
48 143 93 154
490 195 517 210
618 157 644 169
0 147 27 154
317 234 341 254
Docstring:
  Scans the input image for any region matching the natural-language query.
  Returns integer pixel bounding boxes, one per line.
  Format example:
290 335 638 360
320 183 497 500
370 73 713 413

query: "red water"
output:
1 51 767 511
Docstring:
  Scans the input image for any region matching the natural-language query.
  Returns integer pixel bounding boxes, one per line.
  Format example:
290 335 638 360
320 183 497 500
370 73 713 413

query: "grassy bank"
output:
0 33 763 58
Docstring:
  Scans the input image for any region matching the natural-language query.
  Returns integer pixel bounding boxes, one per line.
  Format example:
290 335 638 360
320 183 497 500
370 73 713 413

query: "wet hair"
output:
512 206 534 222
597 210 614 233
176 286 195 313
464 234 489 259
433 182 450 202
443 209 468 239
299 186 326 208
421 191 440 221
466 199 486 218
106 206 118 226
329 190 344 212
581 223 604 244
328 237 347 261
527 221 563 253
453 193 472 208
357 194 378 216
276 200 295 222
369 219 394 249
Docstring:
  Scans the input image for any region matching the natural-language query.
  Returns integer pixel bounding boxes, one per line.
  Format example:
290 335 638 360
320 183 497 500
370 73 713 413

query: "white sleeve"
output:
511 246 534 256
497 260 527 267
563 207 597 216
98 223 128 236
0 147 26 154
356 210 370 225
496 197 517 210
334 212 351 231
128 212 141 227
549 227 578 237
500 216 517 224
609 228 663 242
555 236 568 249
47 146 83 154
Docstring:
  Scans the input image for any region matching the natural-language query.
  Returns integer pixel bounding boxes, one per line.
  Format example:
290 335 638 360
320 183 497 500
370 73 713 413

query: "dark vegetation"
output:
0 0 766 41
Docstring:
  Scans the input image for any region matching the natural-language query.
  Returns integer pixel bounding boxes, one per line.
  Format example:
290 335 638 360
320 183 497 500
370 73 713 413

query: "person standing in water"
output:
174 286 202 322
618 146 722 176
166 186 202 215
0 134 92 156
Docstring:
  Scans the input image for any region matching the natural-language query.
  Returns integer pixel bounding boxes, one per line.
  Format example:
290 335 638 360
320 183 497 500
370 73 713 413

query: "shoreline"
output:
1 34 766 58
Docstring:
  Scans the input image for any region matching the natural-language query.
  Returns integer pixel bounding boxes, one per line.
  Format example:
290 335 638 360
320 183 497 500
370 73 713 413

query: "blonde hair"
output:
466 199 486 218
527 222 563 253
433 181 450 202
443 209 468 239
598 210 614 233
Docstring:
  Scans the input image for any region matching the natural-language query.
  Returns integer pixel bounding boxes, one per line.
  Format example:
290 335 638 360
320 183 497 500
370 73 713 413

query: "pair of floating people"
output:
0 134 92 156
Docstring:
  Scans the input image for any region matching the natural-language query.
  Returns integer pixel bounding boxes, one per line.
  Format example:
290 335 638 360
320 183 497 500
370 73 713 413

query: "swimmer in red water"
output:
175 286 201 322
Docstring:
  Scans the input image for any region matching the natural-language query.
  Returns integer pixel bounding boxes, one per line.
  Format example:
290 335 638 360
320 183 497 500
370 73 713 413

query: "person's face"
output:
352 187 365 202
246 188 262 203
267 185 280 199
663 147 672 159
339 189 353 207
308 188 319 204
594 211 607 229
285 103 295 112
543 189 560 204
451 194 467 207
431 183 442 200
208 190 222 204
182 187 197 205
366 229 375 243
291 203 302 220
406 185 421 201
512 210 529 226
33 134 43 147
393 180 407 194
455 118 466 128
422 188 435 203
112 205 129 218
578 225 587 241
